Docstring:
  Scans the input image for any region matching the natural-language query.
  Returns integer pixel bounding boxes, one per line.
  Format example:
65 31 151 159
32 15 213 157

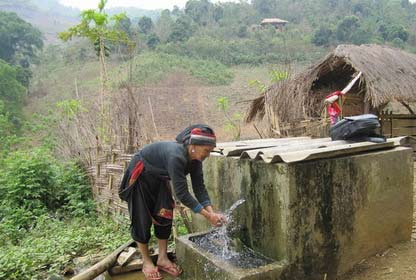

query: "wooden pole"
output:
148 97 160 140
70 240 135 280
390 111 393 137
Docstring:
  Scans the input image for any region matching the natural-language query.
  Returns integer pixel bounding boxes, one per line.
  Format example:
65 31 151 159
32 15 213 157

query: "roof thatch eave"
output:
330 44 416 108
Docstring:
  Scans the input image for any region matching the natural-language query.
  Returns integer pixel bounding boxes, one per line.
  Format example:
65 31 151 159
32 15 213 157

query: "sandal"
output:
157 263 183 277
142 267 162 280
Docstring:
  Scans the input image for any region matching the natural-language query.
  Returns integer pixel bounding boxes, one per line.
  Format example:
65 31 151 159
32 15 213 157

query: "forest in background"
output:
1 0 416 279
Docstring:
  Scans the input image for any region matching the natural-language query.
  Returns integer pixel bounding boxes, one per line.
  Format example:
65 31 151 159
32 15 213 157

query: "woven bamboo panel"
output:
88 147 131 215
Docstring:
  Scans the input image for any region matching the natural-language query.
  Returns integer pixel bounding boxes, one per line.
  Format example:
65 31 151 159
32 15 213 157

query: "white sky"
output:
59 0 239 10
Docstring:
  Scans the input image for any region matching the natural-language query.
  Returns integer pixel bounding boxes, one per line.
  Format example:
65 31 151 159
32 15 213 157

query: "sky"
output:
59 0 239 10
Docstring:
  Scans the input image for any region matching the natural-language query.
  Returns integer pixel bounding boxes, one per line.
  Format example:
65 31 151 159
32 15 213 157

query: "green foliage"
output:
252 0 278 17
56 99 86 120
59 0 132 56
217 97 242 140
392 37 405 49
307 0 415 48
159 28 322 66
381 24 409 42
312 25 334 46
168 16 196 42
146 33 161 49
0 59 26 124
173 214 190 237
185 0 213 26
0 101 15 141
249 69 289 93
0 11 43 67
0 147 96 244
55 163 96 217
154 9 174 43
138 16 154 34
0 148 56 214
131 52 233 85
270 69 289 83
0 216 129 280
336 15 360 43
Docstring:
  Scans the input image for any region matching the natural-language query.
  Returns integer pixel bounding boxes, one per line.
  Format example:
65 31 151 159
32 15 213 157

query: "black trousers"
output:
127 171 174 243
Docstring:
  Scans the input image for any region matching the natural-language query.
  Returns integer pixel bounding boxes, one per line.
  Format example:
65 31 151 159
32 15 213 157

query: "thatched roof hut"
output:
261 18 289 25
260 18 288 30
247 44 416 127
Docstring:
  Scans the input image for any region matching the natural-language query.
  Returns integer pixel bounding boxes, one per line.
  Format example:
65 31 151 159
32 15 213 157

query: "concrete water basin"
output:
176 231 285 280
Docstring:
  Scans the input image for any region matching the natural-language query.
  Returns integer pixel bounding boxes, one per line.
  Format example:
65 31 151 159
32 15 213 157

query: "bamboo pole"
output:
148 97 160 140
70 240 135 280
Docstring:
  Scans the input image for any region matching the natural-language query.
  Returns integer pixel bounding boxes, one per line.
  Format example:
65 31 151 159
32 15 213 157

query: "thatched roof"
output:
261 18 288 24
246 44 416 123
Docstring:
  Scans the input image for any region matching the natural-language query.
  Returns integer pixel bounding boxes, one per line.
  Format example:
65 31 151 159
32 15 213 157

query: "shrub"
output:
0 216 129 280
0 147 96 244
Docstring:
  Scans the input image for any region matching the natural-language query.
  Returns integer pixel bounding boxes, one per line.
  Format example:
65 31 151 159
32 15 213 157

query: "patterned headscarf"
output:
175 124 216 147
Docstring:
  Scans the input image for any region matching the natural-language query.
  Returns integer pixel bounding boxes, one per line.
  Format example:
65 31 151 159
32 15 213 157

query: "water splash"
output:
225 198 246 217
191 199 274 269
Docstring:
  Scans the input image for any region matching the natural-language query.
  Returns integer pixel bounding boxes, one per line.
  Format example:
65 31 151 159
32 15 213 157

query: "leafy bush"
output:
0 59 26 121
0 216 129 280
0 147 96 244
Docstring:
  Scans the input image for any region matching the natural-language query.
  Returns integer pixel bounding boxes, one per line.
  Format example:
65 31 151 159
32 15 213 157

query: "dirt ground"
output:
135 70 269 142
339 241 416 280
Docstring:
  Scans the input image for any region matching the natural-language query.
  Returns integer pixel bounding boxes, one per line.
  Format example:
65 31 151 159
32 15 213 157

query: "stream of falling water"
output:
191 199 274 269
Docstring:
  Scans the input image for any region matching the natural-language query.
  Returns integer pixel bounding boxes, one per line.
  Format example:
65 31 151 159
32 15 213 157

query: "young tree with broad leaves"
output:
59 0 133 142
59 0 132 111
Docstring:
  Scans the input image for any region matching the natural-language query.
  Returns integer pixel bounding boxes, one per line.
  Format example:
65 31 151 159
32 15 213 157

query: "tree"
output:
185 0 213 26
146 33 160 49
59 0 133 142
118 16 133 37
172 5 183 17
388 25 409 42
138 16 154 34
212 5 224 22
59 1 131 103
352 2 371 17
336 15 360 42
378 23 409 42
0 100 14 142
351 27 373 45
252 0 278 17
312 25 334 46
217 97 242 140
154 10 174 43
237 25 248 38
168 16 196 42
0 59 26 122
0 11 43 68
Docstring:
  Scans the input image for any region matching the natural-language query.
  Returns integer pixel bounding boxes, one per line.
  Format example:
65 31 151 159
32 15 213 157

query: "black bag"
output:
330 114 385 142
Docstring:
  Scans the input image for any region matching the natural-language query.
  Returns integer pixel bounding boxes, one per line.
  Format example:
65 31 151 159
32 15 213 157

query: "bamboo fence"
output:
86 145 133 216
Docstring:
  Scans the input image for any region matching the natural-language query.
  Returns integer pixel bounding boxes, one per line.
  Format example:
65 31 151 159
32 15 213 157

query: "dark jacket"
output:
122 141 211 213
